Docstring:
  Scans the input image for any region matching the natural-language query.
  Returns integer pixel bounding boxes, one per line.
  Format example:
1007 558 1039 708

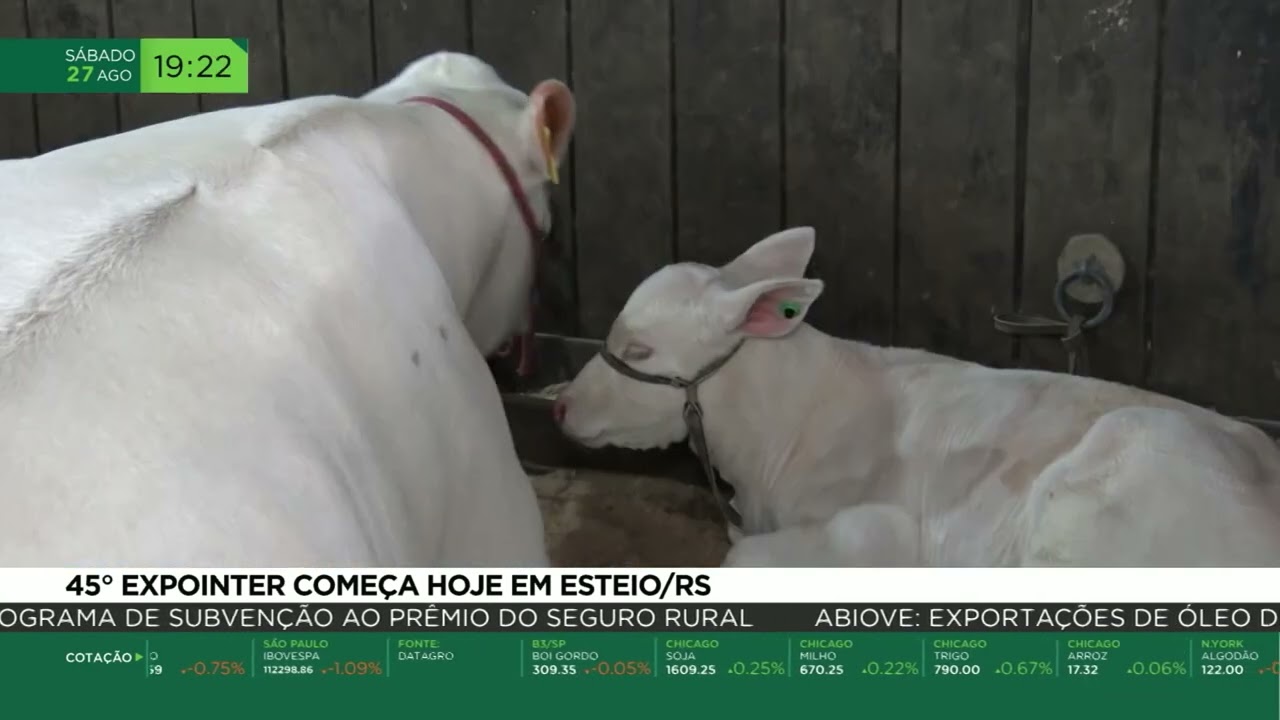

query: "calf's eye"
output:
621 343 653 362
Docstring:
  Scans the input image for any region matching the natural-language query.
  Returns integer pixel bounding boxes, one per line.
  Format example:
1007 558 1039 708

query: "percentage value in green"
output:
729 661 787 676
996 661 1054 676
1127 661 1188 676
861 660 920 676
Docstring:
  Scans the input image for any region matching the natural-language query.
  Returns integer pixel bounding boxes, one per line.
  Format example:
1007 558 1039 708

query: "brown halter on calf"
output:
597 340 747 531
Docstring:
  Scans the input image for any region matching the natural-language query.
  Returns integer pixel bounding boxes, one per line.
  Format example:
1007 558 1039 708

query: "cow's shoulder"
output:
240 95 393 154
0 95 411 355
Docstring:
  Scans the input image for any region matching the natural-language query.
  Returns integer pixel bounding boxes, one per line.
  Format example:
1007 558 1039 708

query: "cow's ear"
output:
523 79 575 182
711 277 824 339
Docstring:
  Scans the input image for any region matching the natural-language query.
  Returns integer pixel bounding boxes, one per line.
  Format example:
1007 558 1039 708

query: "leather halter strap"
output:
598 341 747 530
401 95 546 376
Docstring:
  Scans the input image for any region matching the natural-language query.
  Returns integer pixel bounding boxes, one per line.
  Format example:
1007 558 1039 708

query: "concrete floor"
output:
530 467 730 567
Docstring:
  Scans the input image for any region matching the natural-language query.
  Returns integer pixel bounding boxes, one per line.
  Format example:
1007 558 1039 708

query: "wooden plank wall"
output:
0 0 1276 418
897 0 1022 369
1021 0 1159 385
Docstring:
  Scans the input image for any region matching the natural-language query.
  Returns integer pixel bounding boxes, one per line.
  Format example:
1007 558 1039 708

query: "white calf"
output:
0 52 574 566
554 226 1280 567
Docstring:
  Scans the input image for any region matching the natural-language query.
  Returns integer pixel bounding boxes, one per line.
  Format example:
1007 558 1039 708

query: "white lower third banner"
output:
0 568 1274 604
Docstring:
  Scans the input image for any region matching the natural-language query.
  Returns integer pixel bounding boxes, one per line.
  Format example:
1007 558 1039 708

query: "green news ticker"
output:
2 630 1278 716
0 38 248 94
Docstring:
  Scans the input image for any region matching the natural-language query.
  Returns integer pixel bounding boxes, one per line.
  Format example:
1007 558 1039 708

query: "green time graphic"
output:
0 37 248 94
152 53 233 81
139 38 247 94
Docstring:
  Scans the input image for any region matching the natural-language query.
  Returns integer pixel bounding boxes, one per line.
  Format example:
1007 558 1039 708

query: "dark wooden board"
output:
280 0 374 98
371 0 468 83
672 0 782 267
28 0 118 152
1020 0 1159 384
785 0 899 345
193 0 284 111
1150 0 1280 416
570 0 673 338
0 0 36 159
112 0 197 131
472 0 577 337
896 0 1022 368
473 0 571 90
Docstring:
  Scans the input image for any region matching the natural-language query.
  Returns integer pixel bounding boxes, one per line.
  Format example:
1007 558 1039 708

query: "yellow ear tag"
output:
540 125 559 185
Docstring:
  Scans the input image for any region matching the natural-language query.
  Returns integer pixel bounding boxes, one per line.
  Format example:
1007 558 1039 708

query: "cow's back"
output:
0 99 547 566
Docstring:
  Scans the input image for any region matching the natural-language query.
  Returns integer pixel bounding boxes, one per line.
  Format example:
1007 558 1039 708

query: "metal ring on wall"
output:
1053 260 1115 330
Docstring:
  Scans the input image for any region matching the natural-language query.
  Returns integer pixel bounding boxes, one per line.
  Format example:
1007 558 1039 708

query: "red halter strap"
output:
401 94 545 377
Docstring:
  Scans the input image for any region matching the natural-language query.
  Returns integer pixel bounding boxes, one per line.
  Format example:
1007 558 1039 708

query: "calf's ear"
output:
712 277 825 339
720 226 816 287
523 80 576 182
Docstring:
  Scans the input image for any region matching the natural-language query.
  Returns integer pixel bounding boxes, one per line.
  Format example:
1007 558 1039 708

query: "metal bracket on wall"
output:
993 233 1125 375
990 235 1280 439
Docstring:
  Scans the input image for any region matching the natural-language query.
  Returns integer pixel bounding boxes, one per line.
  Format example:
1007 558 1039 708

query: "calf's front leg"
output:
720 503 920 567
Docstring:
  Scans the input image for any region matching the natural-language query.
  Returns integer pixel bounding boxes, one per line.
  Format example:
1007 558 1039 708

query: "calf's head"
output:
366 51 576 357
554 227 824 450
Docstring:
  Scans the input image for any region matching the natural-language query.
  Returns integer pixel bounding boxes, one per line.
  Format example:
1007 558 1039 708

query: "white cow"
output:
553 226 1280 567
0 52 574 566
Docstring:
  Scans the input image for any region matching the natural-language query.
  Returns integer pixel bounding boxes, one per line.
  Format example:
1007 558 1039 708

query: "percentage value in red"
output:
181 660 245 676
586 660 652 676
322 661 383 676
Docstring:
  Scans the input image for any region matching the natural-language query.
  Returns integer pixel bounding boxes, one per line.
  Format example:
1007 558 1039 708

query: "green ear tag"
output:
779 300 801 319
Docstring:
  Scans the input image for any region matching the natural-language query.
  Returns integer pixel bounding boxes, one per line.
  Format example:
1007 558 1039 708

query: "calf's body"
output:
555 226 1280 567
705 331 1280 567
0 53 572 566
